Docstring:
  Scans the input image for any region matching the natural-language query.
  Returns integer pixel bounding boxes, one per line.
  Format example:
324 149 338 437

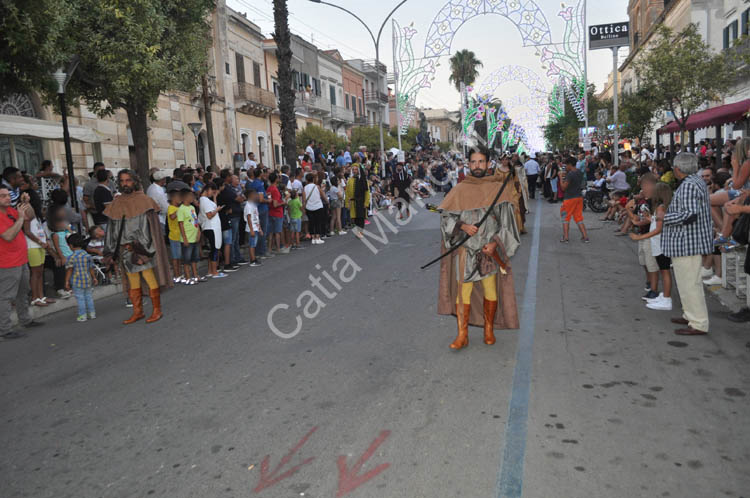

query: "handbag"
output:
731 196 750 245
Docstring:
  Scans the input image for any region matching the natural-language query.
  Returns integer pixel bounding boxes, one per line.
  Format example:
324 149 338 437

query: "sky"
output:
228 0 630 117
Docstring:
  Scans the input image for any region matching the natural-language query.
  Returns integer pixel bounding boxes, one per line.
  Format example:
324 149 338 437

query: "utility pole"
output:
612 47 619 167
392 19 402 151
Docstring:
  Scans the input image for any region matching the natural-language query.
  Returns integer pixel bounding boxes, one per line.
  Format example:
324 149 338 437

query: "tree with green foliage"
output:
545 84 607 151
273 0 298 170
0 0 75 97
61 0 214 183
634 23 750 138
390 126 420 151
448 50 483 92
297 125 348 153
619 85 658 145
351 126 397 152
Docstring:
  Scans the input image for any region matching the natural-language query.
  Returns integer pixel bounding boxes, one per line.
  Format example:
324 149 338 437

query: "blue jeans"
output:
230 216 243 264
257 210 269 256
73 286 95 316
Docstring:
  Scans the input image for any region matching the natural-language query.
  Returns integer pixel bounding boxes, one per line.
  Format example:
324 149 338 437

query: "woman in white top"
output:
303 172 327 244
198 183 226 278
24 212 52 306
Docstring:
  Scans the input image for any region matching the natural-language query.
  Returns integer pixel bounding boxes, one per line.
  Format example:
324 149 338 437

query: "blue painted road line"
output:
496 197 542 498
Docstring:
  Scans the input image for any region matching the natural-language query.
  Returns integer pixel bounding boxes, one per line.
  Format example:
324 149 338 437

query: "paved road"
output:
1 198 748 498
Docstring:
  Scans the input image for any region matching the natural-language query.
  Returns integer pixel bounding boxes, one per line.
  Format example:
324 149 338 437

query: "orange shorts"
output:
561 197 584 224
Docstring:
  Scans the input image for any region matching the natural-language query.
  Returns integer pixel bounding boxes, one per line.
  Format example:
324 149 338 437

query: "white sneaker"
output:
339 230 347 235
646 292 665 303
702 275 722 286
646 296 672 311
700 267 714 279
318 238 325 244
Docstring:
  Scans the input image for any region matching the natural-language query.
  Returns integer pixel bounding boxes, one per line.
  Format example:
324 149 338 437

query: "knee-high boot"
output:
123 288 144 324
146 288 162 323
450 303 471 350
483 299 498 345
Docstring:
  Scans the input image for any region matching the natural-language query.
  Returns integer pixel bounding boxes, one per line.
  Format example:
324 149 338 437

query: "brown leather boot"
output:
146 288 162 323
483 299 498 345
450 303 472 350
123 288 144 324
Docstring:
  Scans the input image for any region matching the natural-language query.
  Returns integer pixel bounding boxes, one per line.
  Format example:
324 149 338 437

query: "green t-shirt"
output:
288 197 303 220
177 204 200 243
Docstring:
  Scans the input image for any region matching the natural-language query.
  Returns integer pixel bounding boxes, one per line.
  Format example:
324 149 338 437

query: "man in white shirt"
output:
243 152 257 170
524 154 541 199
305 140 315 163
147 169 170 226
289 169 304 195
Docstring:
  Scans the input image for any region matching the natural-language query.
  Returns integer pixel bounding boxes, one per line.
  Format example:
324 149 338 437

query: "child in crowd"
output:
630 182 674 311
177 188 203 284
288 189 303 249
167 189 183 282
50 217 73 299
625 174 659 298
244 188 262 266
64 233 98 322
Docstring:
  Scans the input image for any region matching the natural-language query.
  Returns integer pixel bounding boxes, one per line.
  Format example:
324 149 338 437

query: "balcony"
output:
360 59 387 77
353 115 368 125
233 82 277 117
364 91 389 108
294 93 330 116
330 106 354 124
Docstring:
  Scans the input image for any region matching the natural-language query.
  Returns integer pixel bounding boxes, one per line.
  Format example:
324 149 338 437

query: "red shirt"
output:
267 185 283 218
0 207 28 268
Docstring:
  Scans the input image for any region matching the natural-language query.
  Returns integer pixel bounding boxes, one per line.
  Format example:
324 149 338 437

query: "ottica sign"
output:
589 22 630 49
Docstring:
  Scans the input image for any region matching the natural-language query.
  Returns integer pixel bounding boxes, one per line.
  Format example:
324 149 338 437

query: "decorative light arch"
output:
424 0 552 58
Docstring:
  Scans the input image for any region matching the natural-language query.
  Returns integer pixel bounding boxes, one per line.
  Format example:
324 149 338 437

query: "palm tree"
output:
273 0 298 170
448 49 483 93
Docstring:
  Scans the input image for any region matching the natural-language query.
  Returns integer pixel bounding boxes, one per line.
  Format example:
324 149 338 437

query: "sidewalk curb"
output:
11 283 124 325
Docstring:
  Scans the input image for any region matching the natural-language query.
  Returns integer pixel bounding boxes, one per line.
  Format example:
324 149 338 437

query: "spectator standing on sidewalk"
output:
267 172 288 253
64 233 97 322
559 157 589 243
524 154 540 199
662 153 713 336
249 169 270 259
0 187 41 339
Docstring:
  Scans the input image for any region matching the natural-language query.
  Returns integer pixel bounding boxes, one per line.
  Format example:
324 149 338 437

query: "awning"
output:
0 114 101 143
658 99 750 134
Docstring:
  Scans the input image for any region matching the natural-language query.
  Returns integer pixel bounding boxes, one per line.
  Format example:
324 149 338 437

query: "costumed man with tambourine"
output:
424 146 521 350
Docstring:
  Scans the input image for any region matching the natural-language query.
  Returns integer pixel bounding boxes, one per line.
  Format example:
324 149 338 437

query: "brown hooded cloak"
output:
103 191 173 293
437 174 520 329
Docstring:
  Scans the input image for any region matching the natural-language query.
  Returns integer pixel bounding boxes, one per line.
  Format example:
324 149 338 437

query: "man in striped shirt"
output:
661 153 713 336
1 167 22 207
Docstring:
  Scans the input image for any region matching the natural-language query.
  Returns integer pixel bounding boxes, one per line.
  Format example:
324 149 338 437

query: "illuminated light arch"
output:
424 0 552 58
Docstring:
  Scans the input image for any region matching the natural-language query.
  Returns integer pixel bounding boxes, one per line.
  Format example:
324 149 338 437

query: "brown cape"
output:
105 192 172 293
437 174 520 330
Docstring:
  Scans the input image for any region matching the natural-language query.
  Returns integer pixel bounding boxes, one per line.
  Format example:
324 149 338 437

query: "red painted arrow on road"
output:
336 430 391 497
253 426 318 493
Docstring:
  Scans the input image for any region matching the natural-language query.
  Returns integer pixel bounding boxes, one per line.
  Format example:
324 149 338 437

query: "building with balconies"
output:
346 58 390 128
318 49 353 136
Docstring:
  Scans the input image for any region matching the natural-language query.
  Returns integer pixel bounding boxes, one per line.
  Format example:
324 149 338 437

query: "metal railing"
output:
294 94 330 115
330 106 355 123
364 91 389 106
233 82 277 109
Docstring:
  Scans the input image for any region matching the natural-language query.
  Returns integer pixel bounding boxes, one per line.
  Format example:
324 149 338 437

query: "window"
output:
724 20 739 49
358 98 362 115
225 62 230 75
742 8 749 37
272 80 279 97
275 144 281 165
330 85 336 105
253 62 261 87
313 78 321 96
351 95 356 113
291 70 299 90
235 53 245 83
345 93 350 109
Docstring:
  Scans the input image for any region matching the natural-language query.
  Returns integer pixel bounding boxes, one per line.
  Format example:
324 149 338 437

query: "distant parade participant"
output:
103 170 172 324
434 146 521 350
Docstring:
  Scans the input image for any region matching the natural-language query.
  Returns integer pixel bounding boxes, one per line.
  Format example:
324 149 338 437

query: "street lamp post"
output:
188 122 203 167
52 56 80 223
309 0 409 166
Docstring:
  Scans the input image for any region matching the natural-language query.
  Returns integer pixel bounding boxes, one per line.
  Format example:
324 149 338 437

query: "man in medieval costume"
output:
103 169 172 324
495 153 527 233
437 147 521 350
